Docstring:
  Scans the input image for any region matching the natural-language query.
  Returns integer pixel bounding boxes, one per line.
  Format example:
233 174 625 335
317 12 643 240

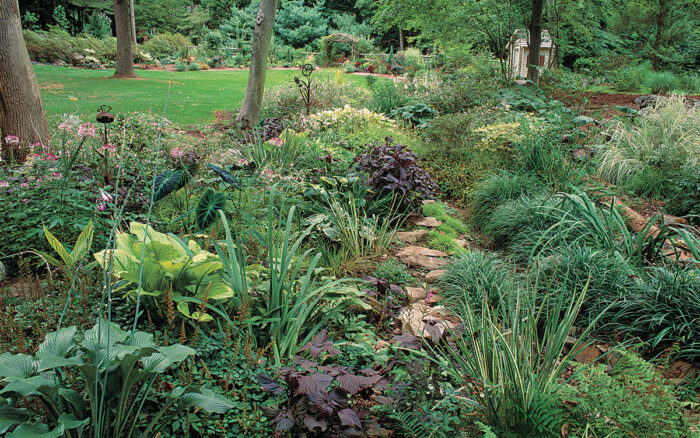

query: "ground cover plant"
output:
4 5 700 434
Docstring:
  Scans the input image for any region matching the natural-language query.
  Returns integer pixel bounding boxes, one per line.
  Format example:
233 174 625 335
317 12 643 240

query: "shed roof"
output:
507 29 554 49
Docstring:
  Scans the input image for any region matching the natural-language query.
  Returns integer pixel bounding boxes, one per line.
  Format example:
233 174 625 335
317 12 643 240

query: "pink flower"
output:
77 123 96 137
0 181 9 188
58 122 73 133
104 144 116 152
170 147 184 158
268 137 284 147
20 183 29 188
99 188 113 203
5 135 19 145
22 198 30 204
46 153 56 161
237 157 249 166
96 202 107 212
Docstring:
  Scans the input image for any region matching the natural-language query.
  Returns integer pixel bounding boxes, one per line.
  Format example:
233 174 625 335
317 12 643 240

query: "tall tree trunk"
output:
527 0 544 83
235 0 277 128
113 0 136 78
399 28 405 51
651 0 665 71
129 0 137 49
0 0 50 162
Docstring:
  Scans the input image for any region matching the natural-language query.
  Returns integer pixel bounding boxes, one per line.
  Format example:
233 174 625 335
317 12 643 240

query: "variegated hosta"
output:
94 222 249 322
0 321 233 437
307 105 396 131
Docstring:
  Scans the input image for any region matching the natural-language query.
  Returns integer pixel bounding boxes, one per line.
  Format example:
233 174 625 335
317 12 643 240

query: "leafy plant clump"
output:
354 137 439 211
257 330 393 436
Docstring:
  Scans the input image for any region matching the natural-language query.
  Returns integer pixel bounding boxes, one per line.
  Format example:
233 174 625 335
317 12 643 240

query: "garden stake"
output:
96 105 115 185
294 63 314 115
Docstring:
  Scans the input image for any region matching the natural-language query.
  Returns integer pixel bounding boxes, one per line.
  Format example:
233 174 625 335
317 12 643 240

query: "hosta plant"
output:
0 321 233 438
94 222 234 322
256 330 393 437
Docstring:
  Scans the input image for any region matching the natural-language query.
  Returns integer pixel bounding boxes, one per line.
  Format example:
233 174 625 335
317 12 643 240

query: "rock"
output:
398 302 455 338
424 292 442 305
422 199 436 205
405 286 428 303
375 340 390 350
71 53 85 65
564 336 578 347
663 360 697 383
455 239 469 248
425 269 447 283
574 345 601 364
402 255 449 270
396 246 447 258
411 217 441 228
396 229 428 243
52 59 66 67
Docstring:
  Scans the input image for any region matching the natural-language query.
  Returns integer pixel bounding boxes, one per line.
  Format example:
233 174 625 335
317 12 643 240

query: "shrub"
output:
22 29 73 63
562 349 692 437
307 105 395 132
610 62 651 92
141 32 192 59
421 74 498 115
666 165 700 220
597 94 700 185
354 137 439 211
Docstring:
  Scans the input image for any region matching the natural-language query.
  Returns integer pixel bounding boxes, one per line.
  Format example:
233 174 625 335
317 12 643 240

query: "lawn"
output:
33 64 362 126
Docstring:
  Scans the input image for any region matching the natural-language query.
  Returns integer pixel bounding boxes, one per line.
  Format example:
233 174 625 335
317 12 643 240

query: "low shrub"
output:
141 32 192 59
369 79 412 114
421 74 498 115
610 62 651 92
562 349 692 437
372 259 414 285
666 165 700 220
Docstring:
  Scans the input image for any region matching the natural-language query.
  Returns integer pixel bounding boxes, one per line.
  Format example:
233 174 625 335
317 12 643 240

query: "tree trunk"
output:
399 28 405 51
113 0 136 78
0 0 50 162
129 0 137 49
235 0 277 128
527 0 544 83
651 0 665 71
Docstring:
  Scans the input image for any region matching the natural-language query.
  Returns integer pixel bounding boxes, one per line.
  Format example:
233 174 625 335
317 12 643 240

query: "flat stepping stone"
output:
401 255 449 270
396 230 428 243
405 286 428 303
425 269 447 283
396 246 447 258
411 216 441 228
398 302 455 338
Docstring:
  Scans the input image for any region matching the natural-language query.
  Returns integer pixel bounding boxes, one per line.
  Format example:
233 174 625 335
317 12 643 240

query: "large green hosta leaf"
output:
0 353 37 379
172 386 235 413
81 319 128 351
141 345 195 373
36 327 77 360
0 401 30 434
7 423 64 438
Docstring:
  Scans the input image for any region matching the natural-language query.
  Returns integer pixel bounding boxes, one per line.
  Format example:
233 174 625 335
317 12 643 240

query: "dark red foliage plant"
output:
256 329 393 437
353 137 439 212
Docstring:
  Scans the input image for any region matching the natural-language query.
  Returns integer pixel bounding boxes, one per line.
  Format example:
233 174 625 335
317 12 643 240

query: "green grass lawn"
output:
34 64 362 126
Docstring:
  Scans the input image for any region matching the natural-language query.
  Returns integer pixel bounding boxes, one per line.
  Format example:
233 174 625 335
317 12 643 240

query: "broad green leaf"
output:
57 413 89 430
0 402 30 434
37 357 83 372
81 319 128 351
37 327 77 360
0 353 36 379
141 345 195 373
58 388 88 413
206 163 240 188
153 169 184 202
69 220 93 262
174 387 234 413
0 376 55 397
42 224 72 266
195 189 226 230
7 423 64 438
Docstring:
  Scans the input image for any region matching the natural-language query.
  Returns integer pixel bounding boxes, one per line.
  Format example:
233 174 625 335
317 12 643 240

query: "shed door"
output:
539 55 545 66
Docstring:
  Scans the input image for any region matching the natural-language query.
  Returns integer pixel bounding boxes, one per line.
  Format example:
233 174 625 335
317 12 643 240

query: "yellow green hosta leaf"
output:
176 301 213 322
43 224 72 266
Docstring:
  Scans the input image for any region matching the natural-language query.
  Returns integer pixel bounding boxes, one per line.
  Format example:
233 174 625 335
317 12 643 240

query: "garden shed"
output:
506 29 556 79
